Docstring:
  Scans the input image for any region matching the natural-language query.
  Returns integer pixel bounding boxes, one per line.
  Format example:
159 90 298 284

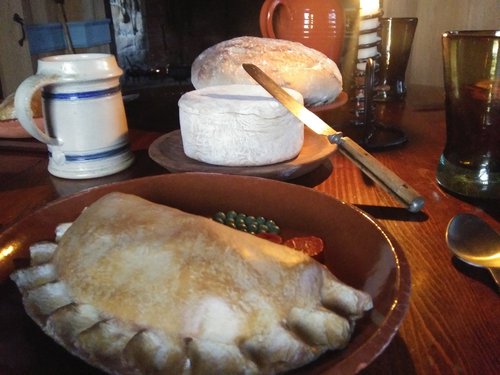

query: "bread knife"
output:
243 63 425 213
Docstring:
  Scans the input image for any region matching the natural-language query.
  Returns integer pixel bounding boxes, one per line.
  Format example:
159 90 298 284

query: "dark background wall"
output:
144 0 262 67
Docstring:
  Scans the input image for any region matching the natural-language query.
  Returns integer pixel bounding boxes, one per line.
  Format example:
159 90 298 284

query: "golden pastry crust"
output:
11 193 372 374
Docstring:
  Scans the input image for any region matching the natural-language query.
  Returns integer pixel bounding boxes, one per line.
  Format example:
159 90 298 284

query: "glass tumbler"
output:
436 30 500 199
374 17 418 101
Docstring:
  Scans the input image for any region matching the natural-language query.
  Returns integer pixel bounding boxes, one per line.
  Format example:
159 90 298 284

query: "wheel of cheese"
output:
178 84 304 167
191 36 343 107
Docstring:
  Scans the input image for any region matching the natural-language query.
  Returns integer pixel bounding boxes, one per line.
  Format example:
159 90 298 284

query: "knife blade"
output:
243 63 425 213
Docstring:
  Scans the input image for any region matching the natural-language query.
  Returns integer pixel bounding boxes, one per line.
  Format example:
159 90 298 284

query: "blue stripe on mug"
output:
42 85 121 101
49 143 130 162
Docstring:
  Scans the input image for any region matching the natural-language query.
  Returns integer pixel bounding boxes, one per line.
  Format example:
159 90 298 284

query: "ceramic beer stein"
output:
15 53 134 179
259 0 345 64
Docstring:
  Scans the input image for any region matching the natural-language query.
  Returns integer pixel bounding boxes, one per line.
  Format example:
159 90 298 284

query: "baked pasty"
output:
190 36 343 107
11 193 372 374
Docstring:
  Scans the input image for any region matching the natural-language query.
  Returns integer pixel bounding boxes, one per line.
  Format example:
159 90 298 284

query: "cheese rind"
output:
178 84 304 167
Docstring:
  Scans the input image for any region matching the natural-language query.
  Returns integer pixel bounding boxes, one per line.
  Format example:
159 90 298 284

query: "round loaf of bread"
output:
0 91 42 121
191 36 343 107
178 84 304 167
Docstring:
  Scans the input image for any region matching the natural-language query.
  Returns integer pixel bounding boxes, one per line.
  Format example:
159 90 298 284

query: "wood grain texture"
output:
0 86 499 374
148 128 337 180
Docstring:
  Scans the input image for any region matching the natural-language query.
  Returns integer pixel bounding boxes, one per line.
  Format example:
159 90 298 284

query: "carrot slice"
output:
284 236 324 257
255 232 283 244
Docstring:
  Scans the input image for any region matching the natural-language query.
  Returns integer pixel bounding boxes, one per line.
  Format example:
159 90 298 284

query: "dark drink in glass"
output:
374 17 418 102
437 31 500 199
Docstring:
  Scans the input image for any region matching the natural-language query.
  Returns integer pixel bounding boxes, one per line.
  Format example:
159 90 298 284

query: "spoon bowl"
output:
446 213 500 287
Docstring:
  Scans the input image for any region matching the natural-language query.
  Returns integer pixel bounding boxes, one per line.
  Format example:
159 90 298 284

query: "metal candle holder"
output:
344 9 407 150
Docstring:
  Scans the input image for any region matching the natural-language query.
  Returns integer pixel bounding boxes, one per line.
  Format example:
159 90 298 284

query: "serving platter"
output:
0 173 410 374
308 91 348 115
149 128 337 180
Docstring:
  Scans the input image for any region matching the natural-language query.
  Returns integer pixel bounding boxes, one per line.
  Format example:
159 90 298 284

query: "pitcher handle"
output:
14 74 61 146
259 0 287 39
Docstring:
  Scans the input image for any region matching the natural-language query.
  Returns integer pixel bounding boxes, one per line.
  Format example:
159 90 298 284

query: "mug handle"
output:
259 0 286 39
14 74 62 146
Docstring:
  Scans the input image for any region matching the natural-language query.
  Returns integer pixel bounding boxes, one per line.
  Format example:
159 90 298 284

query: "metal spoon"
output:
446 213 500 287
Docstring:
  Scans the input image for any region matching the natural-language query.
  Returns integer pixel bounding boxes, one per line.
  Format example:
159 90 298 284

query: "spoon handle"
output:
489 268 500 289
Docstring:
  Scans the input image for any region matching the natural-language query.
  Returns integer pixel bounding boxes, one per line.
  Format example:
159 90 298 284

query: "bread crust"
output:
0 91 42 121
191 36 343 107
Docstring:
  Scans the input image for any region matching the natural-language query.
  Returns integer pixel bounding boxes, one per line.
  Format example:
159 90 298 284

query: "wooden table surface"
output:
0 85 498 374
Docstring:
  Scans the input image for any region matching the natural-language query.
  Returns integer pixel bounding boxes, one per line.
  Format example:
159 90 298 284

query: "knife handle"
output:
337 136 425 212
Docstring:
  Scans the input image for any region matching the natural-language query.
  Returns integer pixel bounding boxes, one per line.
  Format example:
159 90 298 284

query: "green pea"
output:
268 224 280 234
213 210 280 236
258 224 269 233
245 215 256 225
256 216 266 225
248 223 258 233
213 211 226 220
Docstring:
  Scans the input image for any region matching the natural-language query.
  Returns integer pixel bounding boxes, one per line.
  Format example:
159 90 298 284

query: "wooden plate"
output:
148 128 337 180
309 91 348 114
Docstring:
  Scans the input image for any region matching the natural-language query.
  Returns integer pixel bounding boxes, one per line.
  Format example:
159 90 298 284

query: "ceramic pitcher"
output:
259 0 345 64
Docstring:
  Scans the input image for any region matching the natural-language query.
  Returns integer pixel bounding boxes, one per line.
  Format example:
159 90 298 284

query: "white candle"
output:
357 0 381 71
360 0 380 17
357 62 368 71
360 17 380 31
358 32 380 45
358 46 378 59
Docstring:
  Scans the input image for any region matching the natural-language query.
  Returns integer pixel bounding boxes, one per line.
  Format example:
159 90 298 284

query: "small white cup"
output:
15 53 134 179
